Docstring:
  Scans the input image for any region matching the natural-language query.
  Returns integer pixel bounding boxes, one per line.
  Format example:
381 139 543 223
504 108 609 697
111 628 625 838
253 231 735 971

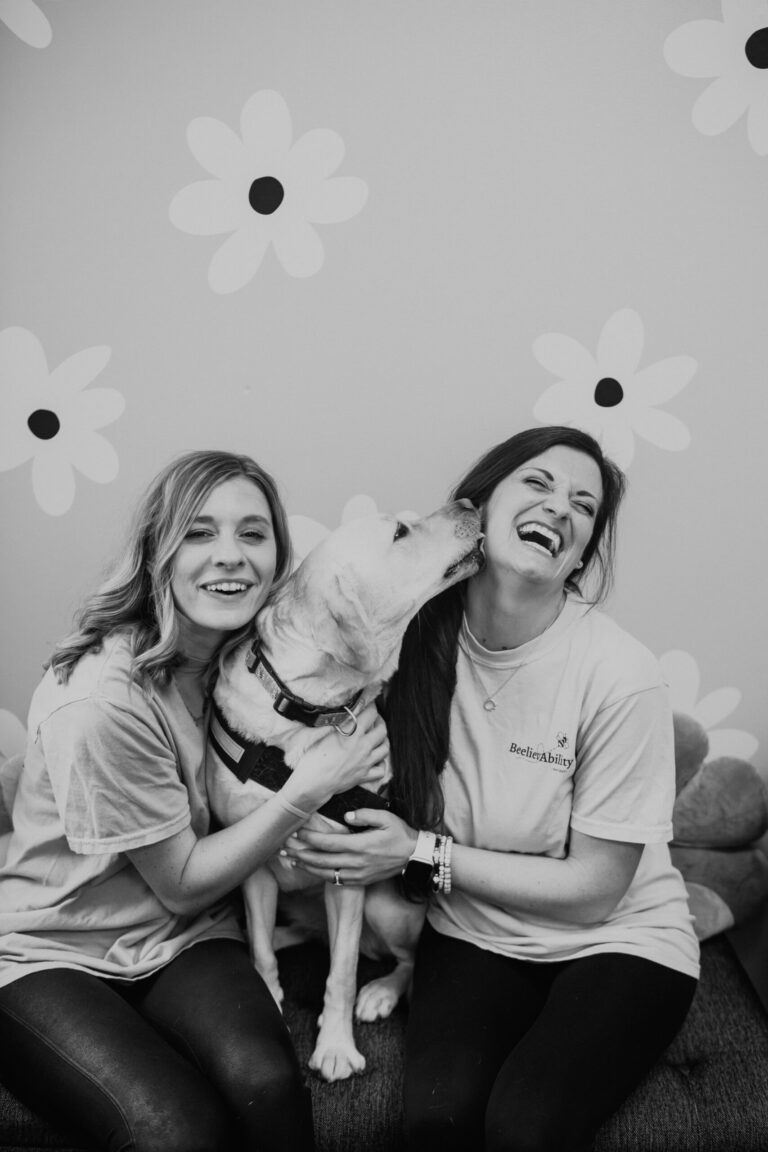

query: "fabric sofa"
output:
1 932 767 1152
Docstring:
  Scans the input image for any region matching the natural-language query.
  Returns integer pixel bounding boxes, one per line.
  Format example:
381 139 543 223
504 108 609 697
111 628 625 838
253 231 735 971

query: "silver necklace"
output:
461 619 523 712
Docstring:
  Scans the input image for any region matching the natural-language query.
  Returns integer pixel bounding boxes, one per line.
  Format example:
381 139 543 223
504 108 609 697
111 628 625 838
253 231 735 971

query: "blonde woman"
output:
0 450 388 1152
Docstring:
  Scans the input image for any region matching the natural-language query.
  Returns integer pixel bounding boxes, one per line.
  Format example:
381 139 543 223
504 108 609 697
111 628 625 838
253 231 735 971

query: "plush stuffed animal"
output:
670 713 768 940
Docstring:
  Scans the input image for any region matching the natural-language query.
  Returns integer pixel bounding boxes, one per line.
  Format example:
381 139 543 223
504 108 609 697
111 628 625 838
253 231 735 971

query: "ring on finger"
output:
333 869 344 886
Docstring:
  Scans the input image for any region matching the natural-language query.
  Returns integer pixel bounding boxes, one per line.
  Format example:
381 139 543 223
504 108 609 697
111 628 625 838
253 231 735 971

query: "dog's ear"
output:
306 569 389 675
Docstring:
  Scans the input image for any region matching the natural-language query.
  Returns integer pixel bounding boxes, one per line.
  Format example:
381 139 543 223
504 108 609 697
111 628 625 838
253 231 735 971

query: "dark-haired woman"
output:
285 427 700 1152
0 450 388 1152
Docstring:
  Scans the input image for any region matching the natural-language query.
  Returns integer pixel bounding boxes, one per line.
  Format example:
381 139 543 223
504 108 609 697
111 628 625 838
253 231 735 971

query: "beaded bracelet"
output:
431 833 453 894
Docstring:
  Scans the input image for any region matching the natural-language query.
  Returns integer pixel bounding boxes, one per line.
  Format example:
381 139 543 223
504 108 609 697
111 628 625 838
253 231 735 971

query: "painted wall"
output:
2 1 766 988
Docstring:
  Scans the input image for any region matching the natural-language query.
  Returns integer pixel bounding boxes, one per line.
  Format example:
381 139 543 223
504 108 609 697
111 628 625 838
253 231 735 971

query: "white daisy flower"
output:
0 710 26 763
660 649 759 761
289 495 380 568
0 327 125 516
532 308 696 469
170 89 368 292
664 0 768 155
0 0 54 48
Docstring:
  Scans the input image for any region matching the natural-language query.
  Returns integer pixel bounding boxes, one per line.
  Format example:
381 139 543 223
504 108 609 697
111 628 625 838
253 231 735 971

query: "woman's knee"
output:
485 1101 587 1152
124 1090 233 1152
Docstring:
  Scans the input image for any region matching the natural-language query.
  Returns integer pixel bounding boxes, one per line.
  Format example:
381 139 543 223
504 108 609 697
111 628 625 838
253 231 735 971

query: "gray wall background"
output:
2 1 766 988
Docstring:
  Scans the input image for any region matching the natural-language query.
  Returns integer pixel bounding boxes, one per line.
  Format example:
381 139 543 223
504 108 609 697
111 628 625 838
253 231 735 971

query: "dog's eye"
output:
393 521 409 542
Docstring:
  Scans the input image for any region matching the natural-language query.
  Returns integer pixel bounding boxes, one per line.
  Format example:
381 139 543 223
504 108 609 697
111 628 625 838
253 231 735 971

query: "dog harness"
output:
209 699 390 831
245 641 364 736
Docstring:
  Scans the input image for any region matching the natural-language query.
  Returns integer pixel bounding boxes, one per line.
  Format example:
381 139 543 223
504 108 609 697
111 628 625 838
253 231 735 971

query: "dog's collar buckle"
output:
245 642 363 734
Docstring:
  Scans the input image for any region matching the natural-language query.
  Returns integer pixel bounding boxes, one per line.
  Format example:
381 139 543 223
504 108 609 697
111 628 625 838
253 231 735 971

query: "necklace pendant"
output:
483 699 496 712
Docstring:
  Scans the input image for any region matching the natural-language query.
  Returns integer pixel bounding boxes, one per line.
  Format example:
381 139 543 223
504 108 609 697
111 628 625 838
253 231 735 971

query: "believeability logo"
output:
509 734 574 773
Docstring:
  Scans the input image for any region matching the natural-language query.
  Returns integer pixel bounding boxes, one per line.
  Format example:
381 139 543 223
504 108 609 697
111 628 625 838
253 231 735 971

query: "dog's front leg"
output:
241 866 285 1009
308 883 367 1082
355 879 425 1021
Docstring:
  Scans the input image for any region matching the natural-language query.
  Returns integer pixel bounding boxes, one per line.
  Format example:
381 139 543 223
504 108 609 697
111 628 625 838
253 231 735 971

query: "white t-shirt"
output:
428 599 700 979
0 632 243 988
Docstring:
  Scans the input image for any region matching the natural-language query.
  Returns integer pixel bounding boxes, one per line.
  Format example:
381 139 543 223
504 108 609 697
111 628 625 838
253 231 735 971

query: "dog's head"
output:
267 500 482 681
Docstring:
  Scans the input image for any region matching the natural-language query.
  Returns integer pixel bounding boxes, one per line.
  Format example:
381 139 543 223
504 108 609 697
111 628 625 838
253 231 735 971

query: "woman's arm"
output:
283 812 642 925
127 704 389 916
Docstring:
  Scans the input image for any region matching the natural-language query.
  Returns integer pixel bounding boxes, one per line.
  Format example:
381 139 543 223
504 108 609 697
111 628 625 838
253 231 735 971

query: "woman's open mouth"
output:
516 522 563 557
201 581 252 597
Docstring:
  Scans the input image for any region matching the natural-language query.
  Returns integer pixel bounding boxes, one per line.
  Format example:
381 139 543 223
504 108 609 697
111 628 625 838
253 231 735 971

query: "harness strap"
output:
209 700 389 831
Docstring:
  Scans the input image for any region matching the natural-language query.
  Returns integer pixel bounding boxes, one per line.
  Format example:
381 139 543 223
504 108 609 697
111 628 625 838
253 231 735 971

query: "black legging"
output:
0 938 314 1152
405 921 697 1152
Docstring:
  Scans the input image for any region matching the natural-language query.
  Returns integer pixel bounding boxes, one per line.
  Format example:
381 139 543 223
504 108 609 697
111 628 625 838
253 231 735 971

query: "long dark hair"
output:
385 426 626 830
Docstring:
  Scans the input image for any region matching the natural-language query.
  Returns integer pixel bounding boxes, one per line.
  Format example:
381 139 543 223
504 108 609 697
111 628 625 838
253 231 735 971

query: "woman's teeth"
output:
204 582 249 595
517 522 562 556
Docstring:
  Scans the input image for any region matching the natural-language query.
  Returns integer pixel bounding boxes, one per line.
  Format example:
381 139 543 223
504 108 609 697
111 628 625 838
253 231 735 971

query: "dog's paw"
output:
354 975 401 1022
308 1041 366 1082
254 964 285 1011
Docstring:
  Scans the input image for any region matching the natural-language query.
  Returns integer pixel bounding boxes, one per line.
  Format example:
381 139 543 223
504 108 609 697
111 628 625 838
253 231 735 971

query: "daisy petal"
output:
273 219 324 278
747 98 768 156
707 729 759 762
599 422 635 469
208 227 271 295
0 325 48 390
48 346 111 395
71 387 125 431
305 176 369 223
660 650 700 713
0 0 52 48
533 379 585 425
32 450 75 516
187 117 247 181
692 76 749 136
597 309 643 377
0 709 26 759
342 495 379 523
532 333 596 380
0 424 34 471
289 129 346 184
632 356 697 404
694 687 741 730
240 90 292 158
170 179 245 236
663 20 727 79
631 408 690 452
71 431 119 483
289 515 330 567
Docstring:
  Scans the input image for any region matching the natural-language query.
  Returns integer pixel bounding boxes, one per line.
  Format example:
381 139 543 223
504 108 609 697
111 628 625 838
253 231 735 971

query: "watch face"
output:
400 859 433 901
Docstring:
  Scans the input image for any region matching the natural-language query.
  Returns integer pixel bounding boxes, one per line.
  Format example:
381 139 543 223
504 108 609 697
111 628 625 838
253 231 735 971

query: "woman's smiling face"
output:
481 445 603 590
171 476 278 654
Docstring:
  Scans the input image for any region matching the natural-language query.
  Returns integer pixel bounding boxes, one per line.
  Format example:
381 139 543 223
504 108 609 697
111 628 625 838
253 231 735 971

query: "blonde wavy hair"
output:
50 450 293 685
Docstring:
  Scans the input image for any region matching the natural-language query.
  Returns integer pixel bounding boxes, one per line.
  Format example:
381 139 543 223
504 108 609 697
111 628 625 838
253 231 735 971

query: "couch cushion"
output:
0 937 766 1152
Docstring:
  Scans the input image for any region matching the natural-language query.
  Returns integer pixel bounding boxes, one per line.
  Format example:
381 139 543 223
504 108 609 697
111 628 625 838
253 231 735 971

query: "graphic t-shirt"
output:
428 599 700 979
0 632 243 987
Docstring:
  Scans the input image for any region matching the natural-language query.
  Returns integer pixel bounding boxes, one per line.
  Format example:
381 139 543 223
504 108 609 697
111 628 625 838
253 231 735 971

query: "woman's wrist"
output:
400 830 454 897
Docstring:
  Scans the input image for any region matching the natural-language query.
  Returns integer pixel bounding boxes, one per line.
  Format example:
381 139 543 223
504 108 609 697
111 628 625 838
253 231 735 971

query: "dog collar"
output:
245 642 363 736
209 699 389 830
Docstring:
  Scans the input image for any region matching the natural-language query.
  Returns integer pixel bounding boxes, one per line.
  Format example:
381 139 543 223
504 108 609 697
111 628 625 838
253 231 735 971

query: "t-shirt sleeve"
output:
39 696 192 854
570 684 675 844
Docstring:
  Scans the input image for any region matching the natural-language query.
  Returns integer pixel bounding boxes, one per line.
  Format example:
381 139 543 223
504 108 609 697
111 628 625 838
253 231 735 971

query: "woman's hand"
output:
281 807 418 886
283 703 390 813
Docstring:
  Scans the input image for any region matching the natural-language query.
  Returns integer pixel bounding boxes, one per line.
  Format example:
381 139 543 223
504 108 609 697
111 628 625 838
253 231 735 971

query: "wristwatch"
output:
400 830 437 899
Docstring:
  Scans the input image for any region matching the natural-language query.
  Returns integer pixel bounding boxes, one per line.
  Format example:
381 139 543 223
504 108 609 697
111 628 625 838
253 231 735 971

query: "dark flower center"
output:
248 176 285 215
27 409 60 440
594 378 624 408
745 28 768 68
